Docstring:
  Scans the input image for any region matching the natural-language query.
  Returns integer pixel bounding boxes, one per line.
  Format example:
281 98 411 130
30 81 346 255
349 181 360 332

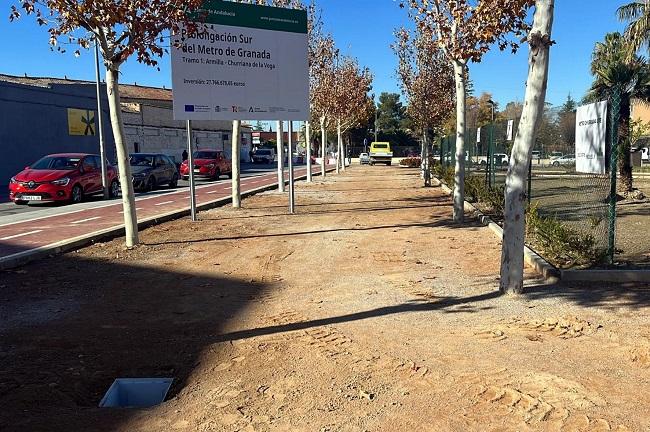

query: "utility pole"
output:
94 40 109 199
487 99 496 188
374 95 379 142
288 121 295 214
187 120 197 222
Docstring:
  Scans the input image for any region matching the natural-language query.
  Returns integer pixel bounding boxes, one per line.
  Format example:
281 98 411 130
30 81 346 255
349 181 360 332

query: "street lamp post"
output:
487 99 496 188
94 40 109 199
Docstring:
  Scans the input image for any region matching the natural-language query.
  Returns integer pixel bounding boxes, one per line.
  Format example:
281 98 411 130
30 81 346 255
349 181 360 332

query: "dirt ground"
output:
1 166 650 431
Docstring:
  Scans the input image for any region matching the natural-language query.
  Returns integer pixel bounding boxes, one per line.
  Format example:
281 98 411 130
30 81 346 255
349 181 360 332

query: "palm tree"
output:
618 1 650 53
589 32 650 193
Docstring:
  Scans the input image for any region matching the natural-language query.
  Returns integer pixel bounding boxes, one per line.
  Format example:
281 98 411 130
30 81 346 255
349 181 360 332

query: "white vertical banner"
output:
476 127 481 143
575 100 607 174
507 120 514 141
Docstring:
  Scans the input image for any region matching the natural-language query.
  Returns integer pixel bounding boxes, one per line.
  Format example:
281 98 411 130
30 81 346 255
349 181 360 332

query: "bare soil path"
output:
1 166 649 431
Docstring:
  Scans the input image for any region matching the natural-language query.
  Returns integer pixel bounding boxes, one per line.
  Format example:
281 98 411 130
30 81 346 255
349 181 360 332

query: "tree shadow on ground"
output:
0 254 268 432
212 290 504 344
523 280 650 310
144 218 484 247
201 203 450 221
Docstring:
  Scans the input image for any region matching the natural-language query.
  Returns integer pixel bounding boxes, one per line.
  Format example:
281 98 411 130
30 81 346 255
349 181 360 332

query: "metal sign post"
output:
288 121 295 214
94 40 109 199
187 120 197 221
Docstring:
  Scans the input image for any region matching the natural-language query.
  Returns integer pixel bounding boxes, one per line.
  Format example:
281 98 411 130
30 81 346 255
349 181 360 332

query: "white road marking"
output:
0 171 291 229
206 191 220 194
155 201 175 206
0 229 43 241
70 216 102 225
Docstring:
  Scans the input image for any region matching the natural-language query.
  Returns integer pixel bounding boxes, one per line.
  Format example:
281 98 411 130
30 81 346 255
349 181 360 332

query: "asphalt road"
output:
0 162 279 218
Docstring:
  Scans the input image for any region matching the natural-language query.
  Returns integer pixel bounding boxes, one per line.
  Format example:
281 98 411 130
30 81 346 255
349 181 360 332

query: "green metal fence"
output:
436 91 629 268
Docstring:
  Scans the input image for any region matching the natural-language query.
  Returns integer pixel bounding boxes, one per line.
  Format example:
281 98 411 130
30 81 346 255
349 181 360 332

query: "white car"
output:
478 153 509 166
359 153 370 164
551 155 575 167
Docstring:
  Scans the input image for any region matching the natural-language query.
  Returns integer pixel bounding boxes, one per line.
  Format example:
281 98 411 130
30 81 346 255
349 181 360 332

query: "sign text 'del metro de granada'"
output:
172 1 308 121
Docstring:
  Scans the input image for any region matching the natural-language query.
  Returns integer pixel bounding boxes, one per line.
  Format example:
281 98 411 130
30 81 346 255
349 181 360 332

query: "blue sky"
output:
2 0 625 108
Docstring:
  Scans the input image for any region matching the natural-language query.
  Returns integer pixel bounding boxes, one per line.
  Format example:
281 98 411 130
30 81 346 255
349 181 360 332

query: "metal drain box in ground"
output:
99 378 173 408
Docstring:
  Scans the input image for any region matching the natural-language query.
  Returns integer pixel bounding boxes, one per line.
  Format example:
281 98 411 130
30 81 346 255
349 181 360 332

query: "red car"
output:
180 150 232 180
9 153 119 205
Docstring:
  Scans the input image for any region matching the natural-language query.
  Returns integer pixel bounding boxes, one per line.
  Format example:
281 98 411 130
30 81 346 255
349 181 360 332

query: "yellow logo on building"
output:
67 108 96 136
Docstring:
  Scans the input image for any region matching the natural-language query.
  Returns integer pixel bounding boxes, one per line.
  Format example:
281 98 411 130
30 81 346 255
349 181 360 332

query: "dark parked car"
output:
9 153 119 205
252 148 275 164
129 153 179 191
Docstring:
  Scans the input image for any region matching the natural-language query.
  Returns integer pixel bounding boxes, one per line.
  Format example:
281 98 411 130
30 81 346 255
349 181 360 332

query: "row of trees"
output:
309 9 374 175
399 0 547 293
392 0 650 293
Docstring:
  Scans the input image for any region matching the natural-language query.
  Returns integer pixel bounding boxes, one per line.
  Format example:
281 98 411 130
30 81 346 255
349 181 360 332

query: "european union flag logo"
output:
184 105 195 112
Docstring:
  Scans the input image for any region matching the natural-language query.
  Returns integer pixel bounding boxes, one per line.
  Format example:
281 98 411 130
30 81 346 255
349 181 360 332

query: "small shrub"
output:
525 203 607 268
459 175 504 216
399 157 422 168
433 165 455 187
463 175 483 202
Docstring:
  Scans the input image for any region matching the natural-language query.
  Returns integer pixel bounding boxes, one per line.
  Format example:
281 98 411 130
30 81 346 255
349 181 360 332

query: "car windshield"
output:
129 155 154 167
256 149 271 155
373 144 388 149
30 156 82 170
194 151 218 159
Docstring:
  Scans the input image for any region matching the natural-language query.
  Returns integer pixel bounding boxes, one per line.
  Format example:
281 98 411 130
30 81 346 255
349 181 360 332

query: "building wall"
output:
632 102 650 124
0 80 254 189
122 104 252 163
0 81 113 186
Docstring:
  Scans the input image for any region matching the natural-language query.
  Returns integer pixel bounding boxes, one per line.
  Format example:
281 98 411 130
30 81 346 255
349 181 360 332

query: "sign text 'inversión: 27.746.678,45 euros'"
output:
171 0 309 121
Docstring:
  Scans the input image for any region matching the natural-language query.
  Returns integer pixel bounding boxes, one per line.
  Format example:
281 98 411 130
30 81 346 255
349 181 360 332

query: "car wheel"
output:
146 176 156 191
70 185 83 204
227 171 232 179
109 179 120 198
213 169 221 180
182 176 189 181
552 161 559 167
14 200 28 205
169 174 179 188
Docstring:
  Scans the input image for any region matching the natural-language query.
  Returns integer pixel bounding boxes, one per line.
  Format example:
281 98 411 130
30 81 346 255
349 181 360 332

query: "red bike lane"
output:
0 166 328 267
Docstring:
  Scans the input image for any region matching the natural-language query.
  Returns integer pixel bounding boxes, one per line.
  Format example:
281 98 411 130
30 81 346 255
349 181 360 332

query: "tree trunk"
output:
423 130 431 187
320 116 327 178
105 66 138 247
420 131 426 180
500 0 555 295
276 121 285 192
618 98 633 193
232 120 241 208
339 132 347 171
336 119 341 174
452 60 467 223
306 121 312 182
